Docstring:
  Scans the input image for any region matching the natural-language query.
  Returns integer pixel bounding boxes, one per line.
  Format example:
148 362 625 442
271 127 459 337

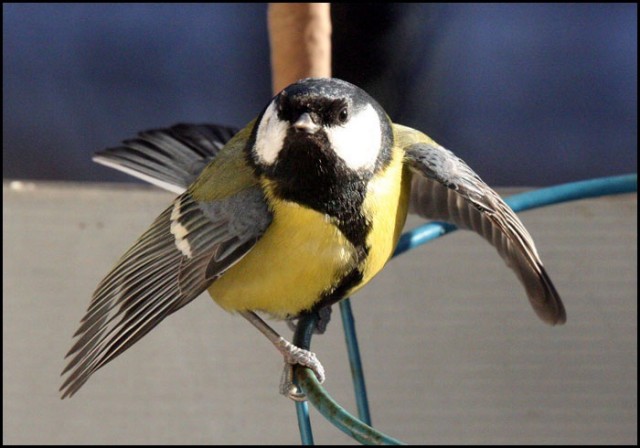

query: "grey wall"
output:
3 182 637 444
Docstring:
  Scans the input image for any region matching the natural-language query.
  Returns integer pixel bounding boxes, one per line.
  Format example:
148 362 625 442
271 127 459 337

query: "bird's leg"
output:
240 311 325 401
286 305 332 334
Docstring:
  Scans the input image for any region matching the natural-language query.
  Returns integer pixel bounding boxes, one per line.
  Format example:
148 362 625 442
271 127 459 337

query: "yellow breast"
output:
355 150 411 294
208 146 411 318
208 198 357 318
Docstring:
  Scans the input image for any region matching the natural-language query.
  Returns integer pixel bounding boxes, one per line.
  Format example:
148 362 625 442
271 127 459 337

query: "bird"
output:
60 77 566 400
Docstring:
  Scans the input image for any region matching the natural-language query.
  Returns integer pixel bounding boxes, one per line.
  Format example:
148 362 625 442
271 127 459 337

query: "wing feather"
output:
397 124 566 325
61 187 271 398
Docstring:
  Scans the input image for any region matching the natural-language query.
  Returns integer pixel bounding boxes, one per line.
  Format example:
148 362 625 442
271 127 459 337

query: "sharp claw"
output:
280 364 308 401
239 312 326 400
275 338 326 401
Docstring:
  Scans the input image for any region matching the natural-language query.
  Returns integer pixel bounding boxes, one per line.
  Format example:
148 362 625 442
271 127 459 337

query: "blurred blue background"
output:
3 3 637 185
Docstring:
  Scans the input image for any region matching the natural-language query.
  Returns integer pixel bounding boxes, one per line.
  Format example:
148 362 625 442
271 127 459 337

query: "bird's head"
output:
249 78 393 187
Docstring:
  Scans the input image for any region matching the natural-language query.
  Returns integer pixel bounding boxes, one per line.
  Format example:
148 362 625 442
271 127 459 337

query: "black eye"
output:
276 96 289 119
338 107 349 124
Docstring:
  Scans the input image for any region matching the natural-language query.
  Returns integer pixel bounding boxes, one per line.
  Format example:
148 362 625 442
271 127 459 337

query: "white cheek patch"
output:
254 101 288 165
325 104 382 171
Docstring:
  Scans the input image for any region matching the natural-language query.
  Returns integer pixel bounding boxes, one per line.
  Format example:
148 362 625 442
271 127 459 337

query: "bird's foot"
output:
275 337 325 401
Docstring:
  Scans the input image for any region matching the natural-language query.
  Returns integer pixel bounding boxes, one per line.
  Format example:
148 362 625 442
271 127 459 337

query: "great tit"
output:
61 78 566 400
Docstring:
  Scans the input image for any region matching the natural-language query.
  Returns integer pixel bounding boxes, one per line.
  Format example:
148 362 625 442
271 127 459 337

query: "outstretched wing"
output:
61 127 270 398
395 124 566 325
93 123 239 194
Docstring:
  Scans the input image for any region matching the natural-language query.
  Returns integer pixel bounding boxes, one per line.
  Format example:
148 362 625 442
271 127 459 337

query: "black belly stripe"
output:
255 127 380 315
313 266 365 312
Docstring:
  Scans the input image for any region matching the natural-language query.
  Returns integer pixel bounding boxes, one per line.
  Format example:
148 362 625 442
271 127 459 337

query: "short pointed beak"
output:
293 113 320 133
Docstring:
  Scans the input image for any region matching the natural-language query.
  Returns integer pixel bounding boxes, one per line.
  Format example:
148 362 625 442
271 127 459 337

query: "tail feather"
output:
93 123 238 193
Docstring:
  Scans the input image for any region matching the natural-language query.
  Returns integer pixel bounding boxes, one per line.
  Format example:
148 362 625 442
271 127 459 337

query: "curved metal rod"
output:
340 299 372 425
295 173 638 445
295 400 314 445
297 368 405 445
